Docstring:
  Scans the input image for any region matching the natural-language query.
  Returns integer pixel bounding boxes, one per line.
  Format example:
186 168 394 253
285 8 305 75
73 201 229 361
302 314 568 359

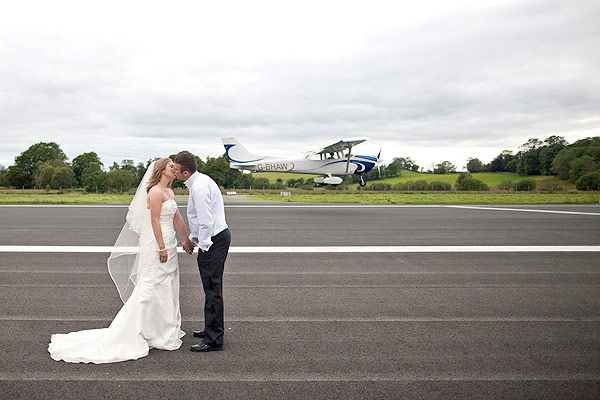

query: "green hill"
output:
362 170 573 189
250 170 573 190
252 172 319 182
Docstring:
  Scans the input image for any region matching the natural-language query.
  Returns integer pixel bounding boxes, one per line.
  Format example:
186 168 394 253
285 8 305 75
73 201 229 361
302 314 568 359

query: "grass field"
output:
0 190 134 204
250 170 574 190
361 170 573 189
245 191 600 204
252 172 320 182
2 189 598 204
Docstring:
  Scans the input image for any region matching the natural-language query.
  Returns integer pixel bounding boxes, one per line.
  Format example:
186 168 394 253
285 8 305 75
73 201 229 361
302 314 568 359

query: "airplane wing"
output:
317 137 368 155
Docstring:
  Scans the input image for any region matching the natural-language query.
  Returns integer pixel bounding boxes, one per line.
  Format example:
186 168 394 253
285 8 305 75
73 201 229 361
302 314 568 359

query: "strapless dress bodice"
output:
159 199 177 231
146 199 178 249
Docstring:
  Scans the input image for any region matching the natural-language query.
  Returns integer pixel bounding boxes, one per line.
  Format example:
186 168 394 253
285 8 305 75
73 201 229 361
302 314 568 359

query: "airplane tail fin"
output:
221 137 264 164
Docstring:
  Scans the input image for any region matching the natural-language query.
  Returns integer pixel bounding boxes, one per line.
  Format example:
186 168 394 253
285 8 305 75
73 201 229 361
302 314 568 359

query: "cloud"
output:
0 0 599 170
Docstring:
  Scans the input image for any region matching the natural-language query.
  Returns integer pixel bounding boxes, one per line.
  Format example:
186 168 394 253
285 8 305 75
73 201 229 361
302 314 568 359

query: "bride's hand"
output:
183 239 194 255
159 249 168 263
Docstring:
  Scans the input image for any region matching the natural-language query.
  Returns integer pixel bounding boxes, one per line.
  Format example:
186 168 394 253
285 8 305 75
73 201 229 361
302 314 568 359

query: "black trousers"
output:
197 228 230 346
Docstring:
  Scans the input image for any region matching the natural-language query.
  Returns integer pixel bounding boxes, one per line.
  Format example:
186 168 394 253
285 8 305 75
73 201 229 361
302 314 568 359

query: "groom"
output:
173 152 231 352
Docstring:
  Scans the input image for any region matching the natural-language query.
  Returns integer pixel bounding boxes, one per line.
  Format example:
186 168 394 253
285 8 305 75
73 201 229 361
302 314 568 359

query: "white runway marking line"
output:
2 203 599 214
1 316 599 322
447 205 600 216
1 373 599 382
0 204 444 208
2 270 598 275
1 245 600 253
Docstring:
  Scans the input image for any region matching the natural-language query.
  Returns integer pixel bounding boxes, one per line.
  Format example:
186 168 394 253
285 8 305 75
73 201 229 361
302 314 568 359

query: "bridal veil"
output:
107 161 155 303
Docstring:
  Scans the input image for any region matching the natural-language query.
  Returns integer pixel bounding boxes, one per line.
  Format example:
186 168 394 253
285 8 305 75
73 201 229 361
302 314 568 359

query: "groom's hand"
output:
183 240 195 255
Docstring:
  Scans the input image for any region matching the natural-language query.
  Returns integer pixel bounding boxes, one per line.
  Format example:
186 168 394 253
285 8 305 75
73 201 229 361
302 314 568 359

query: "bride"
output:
48 158 192 363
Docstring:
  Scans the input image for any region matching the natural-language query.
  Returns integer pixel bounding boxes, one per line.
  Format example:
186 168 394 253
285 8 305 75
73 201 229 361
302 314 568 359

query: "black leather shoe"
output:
190 343 223 352
192 330 206 338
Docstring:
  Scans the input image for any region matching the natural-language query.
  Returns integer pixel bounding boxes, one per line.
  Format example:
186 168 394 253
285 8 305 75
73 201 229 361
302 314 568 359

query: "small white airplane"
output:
221 136 380 186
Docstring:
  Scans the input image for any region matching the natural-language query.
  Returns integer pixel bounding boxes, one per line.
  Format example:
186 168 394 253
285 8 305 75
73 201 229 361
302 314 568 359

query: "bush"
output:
538 184 564 192
429 181 452 191
368 183 387 191
455 173 489 191
576 171 600 191
253 177 270 189
513 178 537 191
411 180 429 190
498 180 513 191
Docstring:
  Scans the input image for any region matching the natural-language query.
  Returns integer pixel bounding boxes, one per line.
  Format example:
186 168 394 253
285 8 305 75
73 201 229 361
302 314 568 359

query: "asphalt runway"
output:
0 203 599 399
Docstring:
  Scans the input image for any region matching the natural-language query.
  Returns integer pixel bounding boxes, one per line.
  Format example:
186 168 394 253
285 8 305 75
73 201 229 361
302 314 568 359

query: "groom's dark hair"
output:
174 152 198 174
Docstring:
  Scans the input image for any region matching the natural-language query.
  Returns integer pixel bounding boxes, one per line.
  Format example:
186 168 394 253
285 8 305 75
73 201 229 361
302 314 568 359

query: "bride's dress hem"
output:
48 200 184 364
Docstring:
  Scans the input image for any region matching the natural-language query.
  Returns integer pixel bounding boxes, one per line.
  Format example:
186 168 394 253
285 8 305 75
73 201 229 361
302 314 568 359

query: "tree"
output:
513 178 537 191
516 138 543 176
385 161 400 177
433 161 457 174
0 164 6 187
107 169 135 192
33 160 75 189
551 137 600 181
568 155 598 183
576 171 600 190
231 173 254 189
543 135 568 147
81 162 103 183
488 150 516 173
72 152 103 186
539 136 567 176
551 147 584 180
84 171 109 193
254 177 270 189
51 166 77 189
455 172 489 191
134 162 147 186
466 158 483 173
5 142 67 188
34 161 59 188
119 159 136 173
81 162 107 192
205 155 231 188
393 157 419 171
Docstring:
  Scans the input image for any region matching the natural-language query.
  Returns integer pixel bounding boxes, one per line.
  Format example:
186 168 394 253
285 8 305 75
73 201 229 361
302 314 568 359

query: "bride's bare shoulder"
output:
147 186 165 204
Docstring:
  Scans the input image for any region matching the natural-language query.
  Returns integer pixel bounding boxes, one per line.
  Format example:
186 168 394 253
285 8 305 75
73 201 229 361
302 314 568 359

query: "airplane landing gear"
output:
359 175 366 187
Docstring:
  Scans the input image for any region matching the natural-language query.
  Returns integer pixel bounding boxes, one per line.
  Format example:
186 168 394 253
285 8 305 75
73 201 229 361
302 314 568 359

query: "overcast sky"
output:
1 0 599 171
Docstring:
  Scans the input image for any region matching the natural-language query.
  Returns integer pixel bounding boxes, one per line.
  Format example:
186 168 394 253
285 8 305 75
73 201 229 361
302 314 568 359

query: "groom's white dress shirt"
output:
184 171 228 252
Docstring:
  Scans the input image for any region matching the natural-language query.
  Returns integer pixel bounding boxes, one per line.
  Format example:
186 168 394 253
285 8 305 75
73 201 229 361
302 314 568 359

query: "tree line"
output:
1 135 598 191
360 135 599 190
0 142 246 192
463 135 600 190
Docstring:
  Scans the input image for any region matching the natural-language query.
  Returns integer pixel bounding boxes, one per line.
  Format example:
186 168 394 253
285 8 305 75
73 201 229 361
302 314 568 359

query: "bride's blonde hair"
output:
146 158 173 193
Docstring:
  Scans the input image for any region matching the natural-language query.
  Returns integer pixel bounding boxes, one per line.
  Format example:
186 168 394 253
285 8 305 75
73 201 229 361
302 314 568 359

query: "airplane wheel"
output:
359 178 366 187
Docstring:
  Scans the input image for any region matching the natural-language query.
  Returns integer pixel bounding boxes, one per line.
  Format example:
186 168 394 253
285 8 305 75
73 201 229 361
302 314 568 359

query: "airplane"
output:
221 136 380 186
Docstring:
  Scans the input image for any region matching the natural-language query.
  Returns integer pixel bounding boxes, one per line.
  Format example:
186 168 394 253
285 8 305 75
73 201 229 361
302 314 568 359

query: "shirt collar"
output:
184 171 200 188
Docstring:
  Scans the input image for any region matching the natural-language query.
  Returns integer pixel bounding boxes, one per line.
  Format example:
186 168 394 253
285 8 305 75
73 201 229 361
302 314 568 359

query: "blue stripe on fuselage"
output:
224 144 265 163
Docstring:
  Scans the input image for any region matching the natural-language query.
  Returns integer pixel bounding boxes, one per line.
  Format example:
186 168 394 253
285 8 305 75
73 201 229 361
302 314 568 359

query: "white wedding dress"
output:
48 199 185 363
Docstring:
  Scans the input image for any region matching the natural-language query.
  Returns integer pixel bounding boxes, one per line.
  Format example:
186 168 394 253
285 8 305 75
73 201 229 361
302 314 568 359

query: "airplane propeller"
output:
376 148 382 178
345 145 353 173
